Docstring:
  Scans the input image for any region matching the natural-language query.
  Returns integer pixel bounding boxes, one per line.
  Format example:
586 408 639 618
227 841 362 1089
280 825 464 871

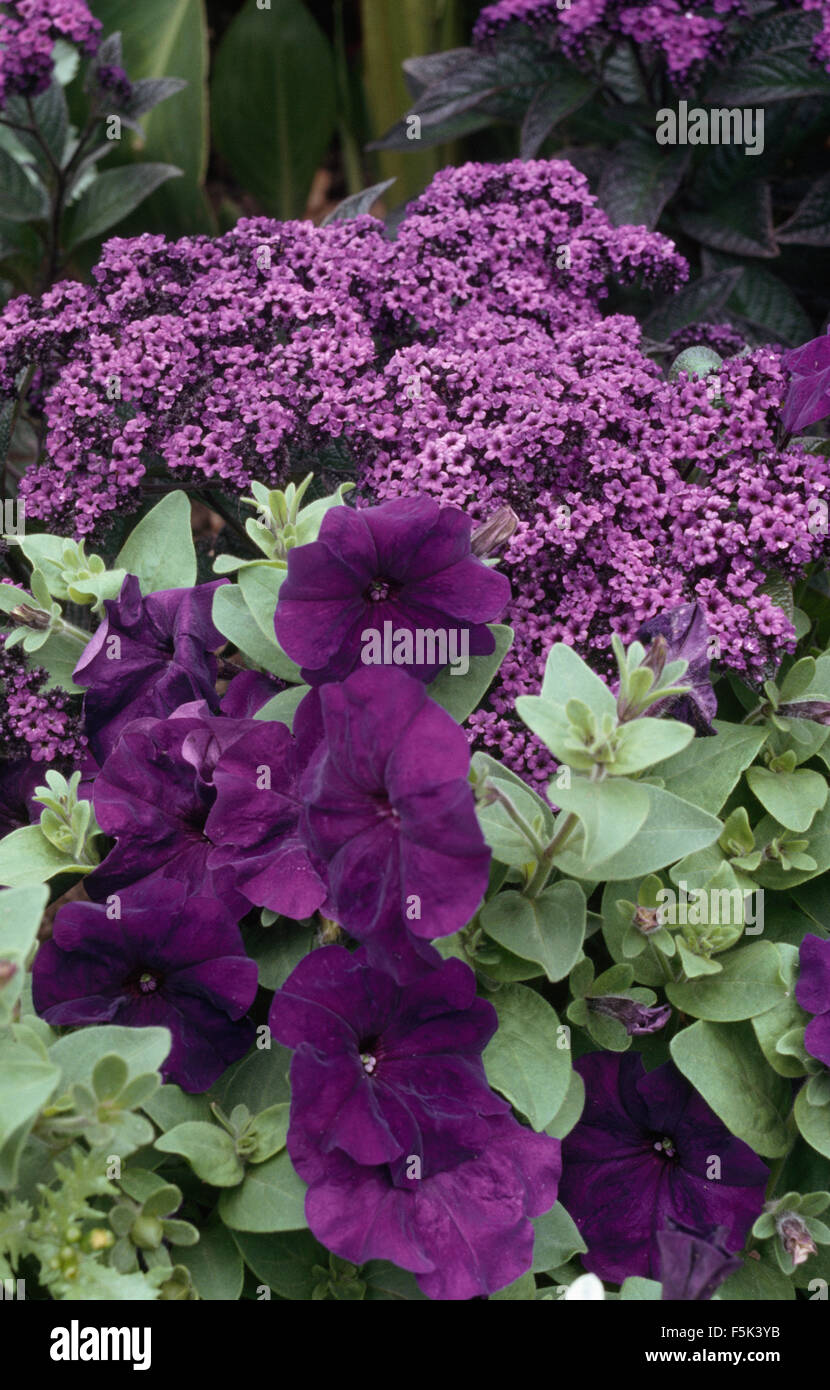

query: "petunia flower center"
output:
365 577 397 603
128 970 161 997
372 792 401 828
358 1035 382 1076
652 1135 677 1158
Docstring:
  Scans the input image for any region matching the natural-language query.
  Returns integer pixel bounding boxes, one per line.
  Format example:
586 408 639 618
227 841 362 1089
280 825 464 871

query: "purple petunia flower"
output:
781 332 830 436
73 575 228 763
796 933 830 1067
86 701 325 920
637 601 717 734
271 946 561 1299
274 496 510 685
269 947 508 1167
299 668 491 956
559 1053 768 1283
31 881 258 1092
657 1220 742 1300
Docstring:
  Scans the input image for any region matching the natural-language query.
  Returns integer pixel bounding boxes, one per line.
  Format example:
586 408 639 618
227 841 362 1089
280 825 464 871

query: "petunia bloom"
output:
86 701 326 920
796 933 830 1067
274 496 510 685
0 757 43 835
73 575 227 763
269 946 508 1167
271 946 561 1299
558 1052 768 1283
781 332 830 436
657 1220 742 1300
299 668 491 954
31 881 258 1092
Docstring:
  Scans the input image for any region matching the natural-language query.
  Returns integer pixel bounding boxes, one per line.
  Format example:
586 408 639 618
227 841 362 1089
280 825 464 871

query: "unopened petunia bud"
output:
470 506 519 557
641 633 668 681
778 1213 817 1266
10 603 50 630
588 995 672 1035
779 700 830 726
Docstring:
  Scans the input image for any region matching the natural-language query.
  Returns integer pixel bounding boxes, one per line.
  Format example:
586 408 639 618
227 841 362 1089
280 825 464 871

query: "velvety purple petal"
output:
797 933 830 1015
804 1012 830 1067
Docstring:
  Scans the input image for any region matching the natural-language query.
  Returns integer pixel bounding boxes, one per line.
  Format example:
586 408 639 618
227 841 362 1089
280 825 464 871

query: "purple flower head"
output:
31 880 257 1092
796 933 830 1067
274 497 510 685
781 332 830 435
299 668 491 953
94 63 132 105
87 700 324 920
270 946 508 1169
559 1052 768 1282
272 946 561 1299
657 1220 742 1300
637 601 717 734
73 576 228 763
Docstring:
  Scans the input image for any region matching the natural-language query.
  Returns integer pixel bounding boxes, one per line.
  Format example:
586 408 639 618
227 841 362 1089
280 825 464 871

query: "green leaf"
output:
483 984 571 1130
0 884 48 1025
531 1202 587 1272
777 171 830 247
476 773 553 867
795 1084 830 1159
90 0 212 237
0 147 48 221
426 624 513 724
0 824 92 888
646 721 767 813
171 1218 244 1300
363 1261 427 1300
705 13 830 103
598 140 689 230
155 1122 245 1187
610 718 694 775
619 1276 663 1300
242 917 314 990
49 1025 171 1091
115 491 196 593
210 1041 292 1113
0 1033 61 1175
246 1103 289 1163
670 1020 791 1156
520 67 597 158
322 178 396 224
678 182 778 259
64 163 182 249
718 1257 796 1300
490 1270 536 1300
550 778 651 868
746 766 828 833
754 801 830 888
666 941 786 1020
211 0 336 220
254 684 310 730
544 1066 585 1140
541 642 617 718
218 1149 307 1232
725 262 814 346
232 1228 326 1299
237 565 300 681
213 583 294 678
554 783 722 880
142 1083 212 1131
480 881 586 983
644 269 743 341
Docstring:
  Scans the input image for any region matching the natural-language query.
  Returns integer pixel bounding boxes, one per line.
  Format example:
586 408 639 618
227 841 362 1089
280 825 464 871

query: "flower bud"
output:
587 995 672 1035
778 1213 817 1266
470 506 519 557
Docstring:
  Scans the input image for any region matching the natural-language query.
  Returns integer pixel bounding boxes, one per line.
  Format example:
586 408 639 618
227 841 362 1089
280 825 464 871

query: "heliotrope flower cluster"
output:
0 0 101 109
0 629 86 762
269 947 561 1299
471 0 830 84
471 0 746 87
3 159 828 788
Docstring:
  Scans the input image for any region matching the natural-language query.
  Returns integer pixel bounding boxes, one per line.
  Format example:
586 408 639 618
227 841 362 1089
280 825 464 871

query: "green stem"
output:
524 811 579 898
484 782 546 861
